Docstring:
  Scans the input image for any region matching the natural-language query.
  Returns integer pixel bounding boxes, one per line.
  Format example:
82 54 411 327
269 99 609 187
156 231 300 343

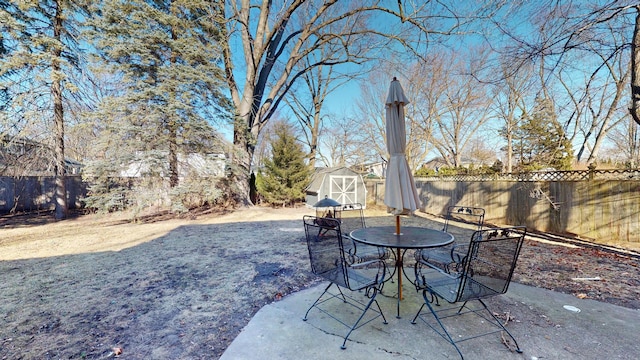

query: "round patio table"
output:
350 226 453 318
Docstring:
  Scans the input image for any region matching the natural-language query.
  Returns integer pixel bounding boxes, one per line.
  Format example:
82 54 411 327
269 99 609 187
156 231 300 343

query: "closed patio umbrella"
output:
384 77 421 301
384 77 420 230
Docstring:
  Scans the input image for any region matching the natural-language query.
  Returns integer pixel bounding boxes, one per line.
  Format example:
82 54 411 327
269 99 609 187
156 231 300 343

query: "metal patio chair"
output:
340 203 390 266
302 215 388 349
416 206 486 274
412 226 526 359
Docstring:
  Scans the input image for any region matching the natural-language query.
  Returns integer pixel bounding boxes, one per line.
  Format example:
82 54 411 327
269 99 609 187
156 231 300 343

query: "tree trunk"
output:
506 132 513 173
630 6 640 125
308 108 321 169
52 0 67 220
233 115 254 206
168 20 179 188
168 120 178 188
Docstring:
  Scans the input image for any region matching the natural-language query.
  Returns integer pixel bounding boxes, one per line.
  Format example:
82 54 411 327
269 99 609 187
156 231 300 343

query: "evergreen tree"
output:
513 96 573 170
83 0 231 213
86 0 229 187
0 0 89 219
256 122 311 207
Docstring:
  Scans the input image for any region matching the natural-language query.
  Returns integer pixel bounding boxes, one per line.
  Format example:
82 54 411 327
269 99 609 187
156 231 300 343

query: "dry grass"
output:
0 207 319 359
0 206 638 359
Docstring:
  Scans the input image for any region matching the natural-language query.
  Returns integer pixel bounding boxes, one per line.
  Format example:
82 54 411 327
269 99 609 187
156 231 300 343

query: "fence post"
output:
588 163 597 180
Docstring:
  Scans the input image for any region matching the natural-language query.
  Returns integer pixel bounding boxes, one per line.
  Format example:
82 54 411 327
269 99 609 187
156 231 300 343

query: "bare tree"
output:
559 60 629 164
429 49 494 167
216 0 491 203
354 75 388 168
403 62 440 171
493 61 534 172
608 118 640 167
495 1 639 127
317 115 370 168
630 5 640 125
461 137 498 166
353 66 435 173
582 32 630 162
285 53 350 169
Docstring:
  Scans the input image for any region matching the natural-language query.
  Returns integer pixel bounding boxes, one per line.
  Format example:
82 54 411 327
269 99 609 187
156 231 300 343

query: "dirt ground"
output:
0 206 639 359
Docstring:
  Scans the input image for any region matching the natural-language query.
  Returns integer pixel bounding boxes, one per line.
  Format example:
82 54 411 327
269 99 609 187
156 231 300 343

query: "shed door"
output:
329 175 357 205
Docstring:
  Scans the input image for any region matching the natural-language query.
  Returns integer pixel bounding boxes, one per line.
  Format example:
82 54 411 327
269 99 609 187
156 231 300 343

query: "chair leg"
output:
412 290 465 359
373 296 388 325
303 282 334 321
412 294 523 359
411 302 426 324
341 287 387 349
336 284 347 303
457 300 468 314
477 299 522 354
304 283 388 349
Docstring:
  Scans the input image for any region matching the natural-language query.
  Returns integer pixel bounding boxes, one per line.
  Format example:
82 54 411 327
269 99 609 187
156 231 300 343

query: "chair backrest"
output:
303 215 349 289
455 226 526 302
339 203 365 237
442 206 485 233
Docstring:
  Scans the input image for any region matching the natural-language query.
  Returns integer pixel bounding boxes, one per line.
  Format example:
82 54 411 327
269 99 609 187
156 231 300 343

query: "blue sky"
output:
218 1 635 166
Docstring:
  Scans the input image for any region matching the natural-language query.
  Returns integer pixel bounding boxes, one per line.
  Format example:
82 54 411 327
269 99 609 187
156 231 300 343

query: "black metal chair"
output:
415 206 485 274
339 203 390 265
412 226 526 359
302 215 388 349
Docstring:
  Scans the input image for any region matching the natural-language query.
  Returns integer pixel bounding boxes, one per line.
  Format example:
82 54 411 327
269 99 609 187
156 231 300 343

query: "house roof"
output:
422 156 476 169
1 135 83 175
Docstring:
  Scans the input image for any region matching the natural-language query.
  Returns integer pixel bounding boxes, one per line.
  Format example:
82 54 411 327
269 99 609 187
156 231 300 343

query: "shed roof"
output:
305 166 359 193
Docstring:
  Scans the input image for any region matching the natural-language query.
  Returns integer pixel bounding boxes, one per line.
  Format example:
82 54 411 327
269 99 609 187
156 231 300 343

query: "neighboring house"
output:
120 151 227 179
0 135 82 176
353 161 386 178
421 156 477 171
421 157 448 172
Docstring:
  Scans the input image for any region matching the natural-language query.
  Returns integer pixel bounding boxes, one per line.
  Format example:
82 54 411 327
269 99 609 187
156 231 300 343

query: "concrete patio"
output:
221 279 640 359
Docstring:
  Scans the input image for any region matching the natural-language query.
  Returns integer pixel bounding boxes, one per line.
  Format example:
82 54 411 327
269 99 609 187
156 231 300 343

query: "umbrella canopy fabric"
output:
384 78 421 215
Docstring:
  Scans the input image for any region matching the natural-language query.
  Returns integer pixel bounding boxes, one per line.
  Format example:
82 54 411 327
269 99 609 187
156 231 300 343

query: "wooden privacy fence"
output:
365 170 640 246
0 176 86 214
4 171 639 246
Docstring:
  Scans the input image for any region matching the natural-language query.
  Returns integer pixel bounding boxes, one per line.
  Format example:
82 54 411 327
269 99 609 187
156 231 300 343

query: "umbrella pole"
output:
397 247 403 302
395 215 403 303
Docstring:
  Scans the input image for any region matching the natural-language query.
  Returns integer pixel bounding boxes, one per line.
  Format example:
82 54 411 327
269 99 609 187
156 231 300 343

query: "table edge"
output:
349 226 454 249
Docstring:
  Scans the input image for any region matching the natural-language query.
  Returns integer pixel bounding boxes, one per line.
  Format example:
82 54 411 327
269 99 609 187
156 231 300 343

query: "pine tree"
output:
86 0 229 187
83 0 231 213
256 122 311 207
514 96 573 170
0 0 89 219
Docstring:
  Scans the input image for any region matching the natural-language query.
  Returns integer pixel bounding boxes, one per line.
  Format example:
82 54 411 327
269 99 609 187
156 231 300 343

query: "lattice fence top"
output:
415 169 640 182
